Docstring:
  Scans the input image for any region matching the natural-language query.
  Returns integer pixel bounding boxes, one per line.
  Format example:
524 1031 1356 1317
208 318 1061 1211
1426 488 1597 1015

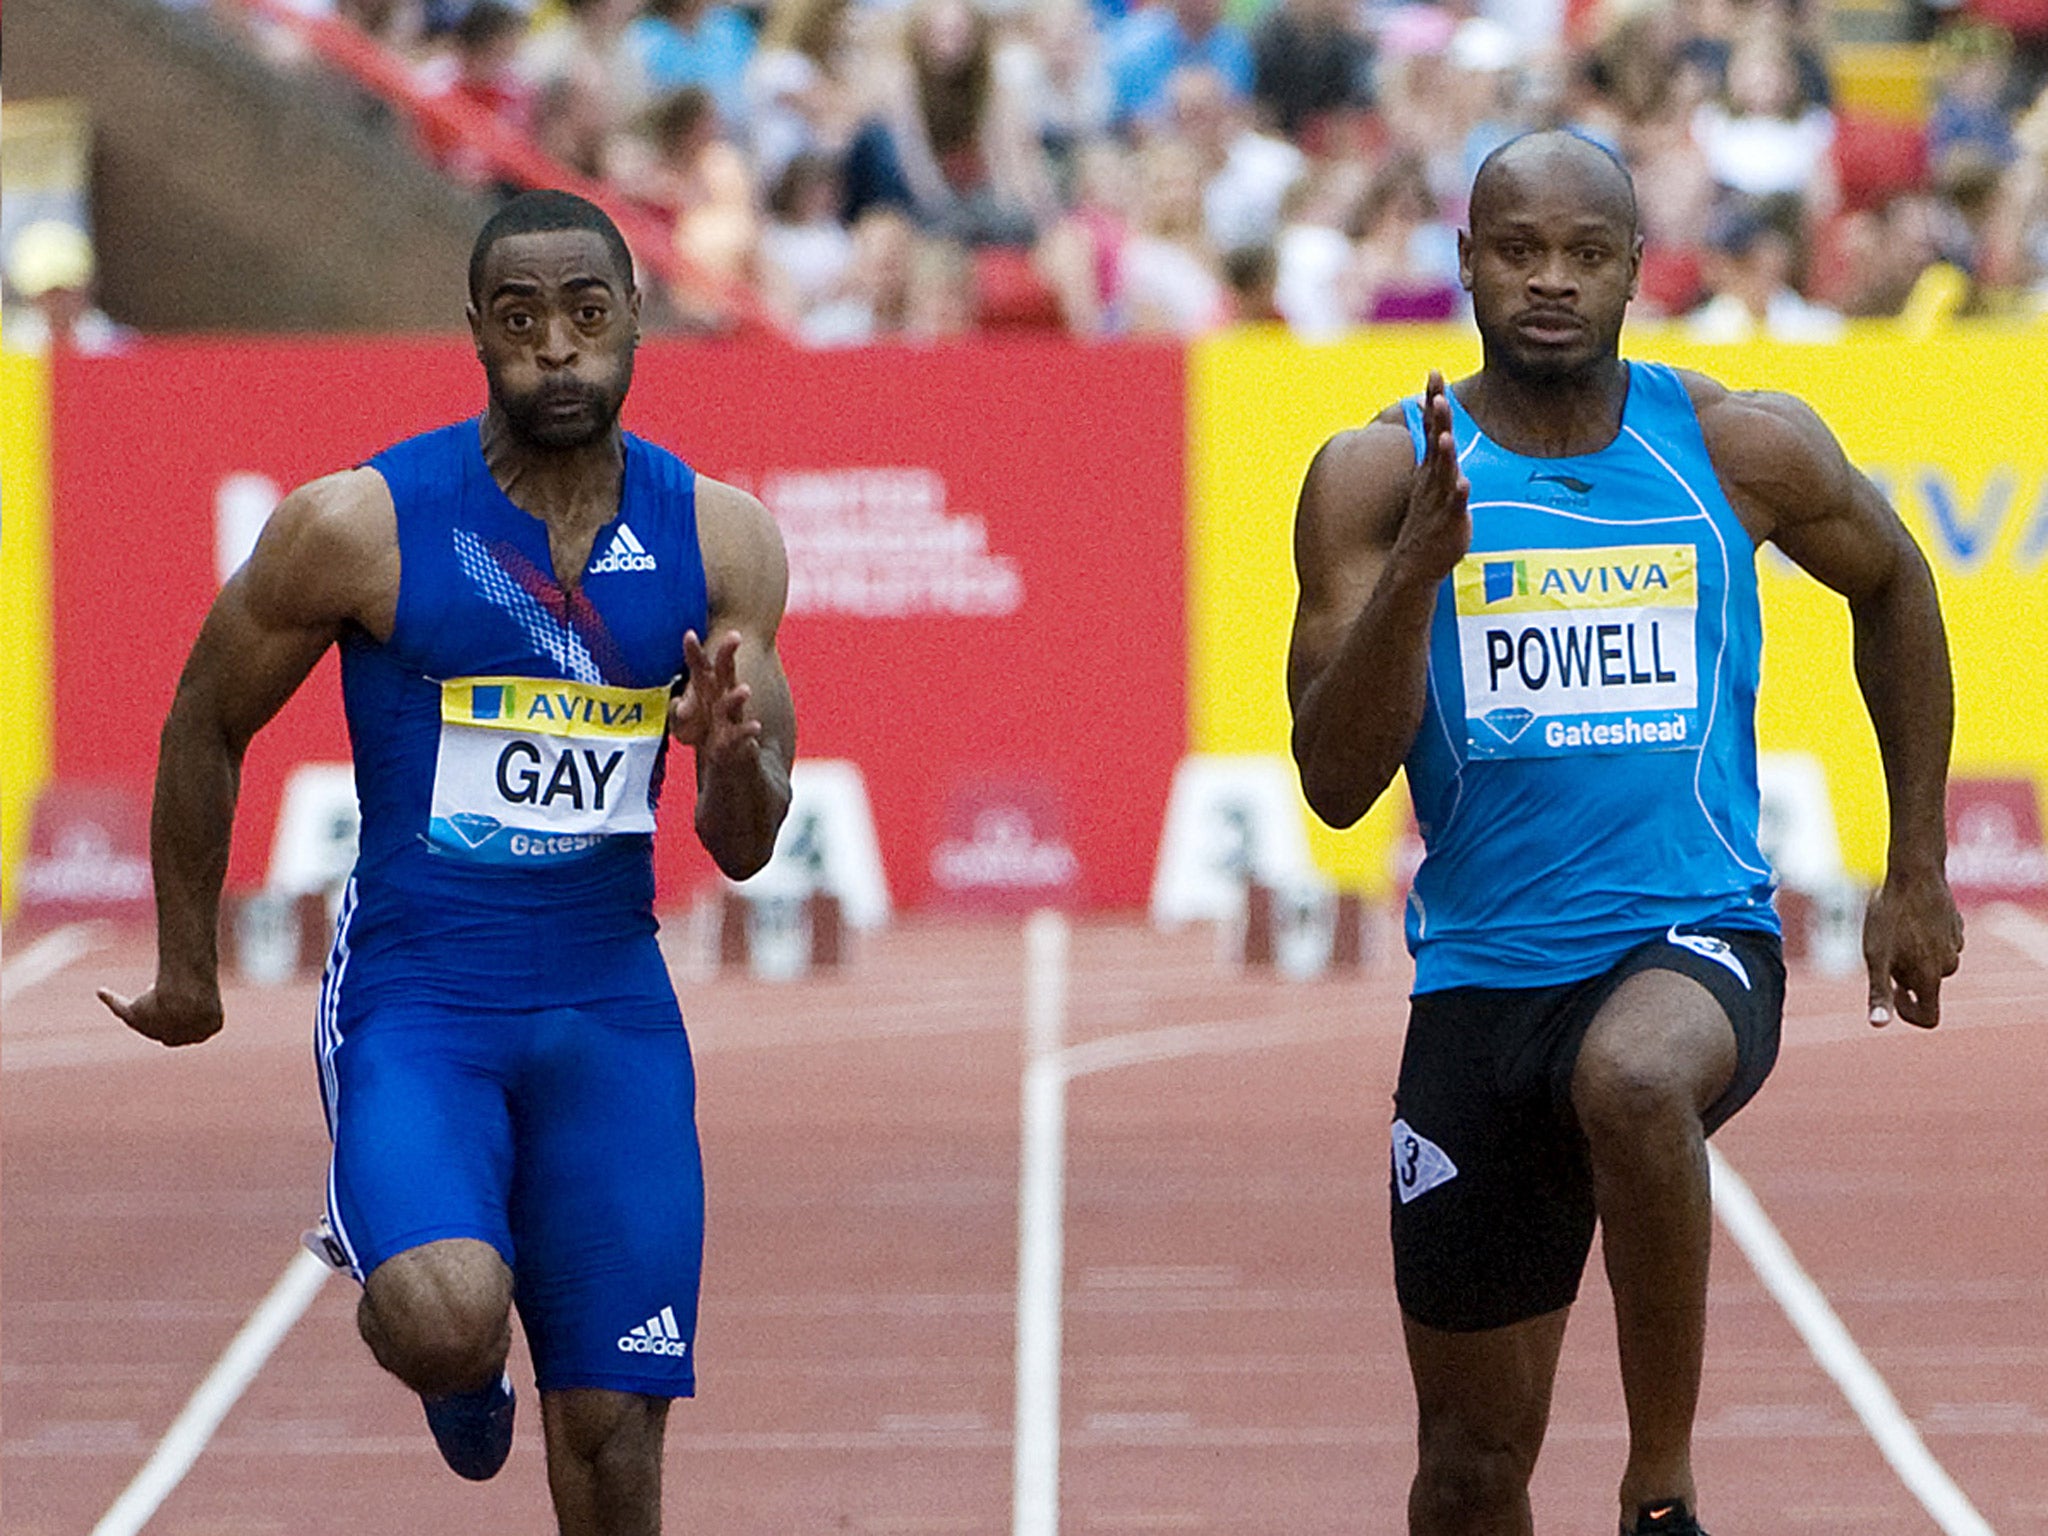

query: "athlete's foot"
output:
1623 1499 1708 1536
423 1371 516 1480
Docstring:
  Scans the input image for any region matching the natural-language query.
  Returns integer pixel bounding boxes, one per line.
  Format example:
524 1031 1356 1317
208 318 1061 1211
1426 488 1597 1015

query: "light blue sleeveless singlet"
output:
1398 361 1779 993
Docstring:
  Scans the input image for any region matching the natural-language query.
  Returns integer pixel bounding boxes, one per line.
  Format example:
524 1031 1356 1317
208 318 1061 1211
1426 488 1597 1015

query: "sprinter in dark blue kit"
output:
101 191 794 1535
1287 133 1962 1536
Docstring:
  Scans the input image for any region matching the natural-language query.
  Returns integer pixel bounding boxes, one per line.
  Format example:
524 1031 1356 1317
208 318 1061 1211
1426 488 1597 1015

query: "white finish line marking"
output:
1710 1148 1995 1536
91 1249 332 1536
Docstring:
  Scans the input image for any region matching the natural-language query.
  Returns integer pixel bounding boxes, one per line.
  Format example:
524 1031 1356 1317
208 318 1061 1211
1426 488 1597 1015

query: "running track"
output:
3 913 2044 1533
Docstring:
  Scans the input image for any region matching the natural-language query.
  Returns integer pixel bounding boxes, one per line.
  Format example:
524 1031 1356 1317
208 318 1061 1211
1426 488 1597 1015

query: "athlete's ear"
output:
1627 234 1645 301
1456 228 1474 292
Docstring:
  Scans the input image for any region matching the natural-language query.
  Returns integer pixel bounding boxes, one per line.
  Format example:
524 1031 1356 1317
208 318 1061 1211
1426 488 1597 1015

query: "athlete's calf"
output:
543 1389 670 1536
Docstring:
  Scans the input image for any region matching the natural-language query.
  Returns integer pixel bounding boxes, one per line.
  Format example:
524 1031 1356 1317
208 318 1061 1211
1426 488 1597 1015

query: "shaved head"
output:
1456 129 1643 383
1470 131 1638 241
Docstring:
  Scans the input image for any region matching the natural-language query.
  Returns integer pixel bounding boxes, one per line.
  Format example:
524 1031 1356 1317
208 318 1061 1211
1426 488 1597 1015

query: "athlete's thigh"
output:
1391 986 1598 1333
508 1006 705 1397
1563 928 1785 1134
323 1005 521 1279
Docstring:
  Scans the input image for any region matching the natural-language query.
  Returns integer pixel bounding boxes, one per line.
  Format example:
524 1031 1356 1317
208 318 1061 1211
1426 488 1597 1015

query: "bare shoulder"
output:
242 467 399 636
1678 368 1846 480
1675 368 1852 534
266 467 396 560
1297 404 1422 555
695 475 789 628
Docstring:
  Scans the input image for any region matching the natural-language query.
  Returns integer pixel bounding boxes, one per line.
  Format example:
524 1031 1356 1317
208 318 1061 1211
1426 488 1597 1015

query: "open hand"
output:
98 982 224 1047
1392 370 1472 584
1862 868 1963 1028
669 629 764 769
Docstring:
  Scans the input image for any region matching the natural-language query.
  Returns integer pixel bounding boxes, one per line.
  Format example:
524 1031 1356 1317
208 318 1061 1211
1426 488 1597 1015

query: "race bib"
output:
1453 545 1700 759
427 676 670 864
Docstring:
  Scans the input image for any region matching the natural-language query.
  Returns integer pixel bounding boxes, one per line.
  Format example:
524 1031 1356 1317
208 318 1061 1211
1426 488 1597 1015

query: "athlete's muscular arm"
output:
98 471 399 1047
1288 372 1471 828
1690 375 1963 1028
671 477 795 880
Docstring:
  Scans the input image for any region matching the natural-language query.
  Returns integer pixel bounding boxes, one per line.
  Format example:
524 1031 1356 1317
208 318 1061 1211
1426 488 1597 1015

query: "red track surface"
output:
4 915 2044 1534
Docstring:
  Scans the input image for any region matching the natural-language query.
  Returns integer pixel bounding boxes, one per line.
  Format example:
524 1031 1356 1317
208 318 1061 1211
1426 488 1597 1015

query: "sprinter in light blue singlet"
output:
1286 133 1962 1536
101 192 796 1535
1396 360 1780 995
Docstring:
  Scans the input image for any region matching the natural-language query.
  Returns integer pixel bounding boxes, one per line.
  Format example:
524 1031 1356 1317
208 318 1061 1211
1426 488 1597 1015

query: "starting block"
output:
718 887 847 980
219 888 334 986
221 762 359 984
719 760 887 979
1150 755 1371 976
1756 752 1863 974
1238 881 1375 979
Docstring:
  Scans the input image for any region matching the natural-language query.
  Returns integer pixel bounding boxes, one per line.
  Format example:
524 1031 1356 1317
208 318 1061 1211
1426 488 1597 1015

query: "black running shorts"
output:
1389 927 1785 1333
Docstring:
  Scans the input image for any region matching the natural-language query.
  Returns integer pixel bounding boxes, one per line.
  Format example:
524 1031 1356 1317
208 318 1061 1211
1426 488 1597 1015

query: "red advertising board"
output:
1945 777 2048 908
50 338 1185 910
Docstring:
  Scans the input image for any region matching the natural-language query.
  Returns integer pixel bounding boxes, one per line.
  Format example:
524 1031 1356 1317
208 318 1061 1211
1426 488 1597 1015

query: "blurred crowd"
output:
38 0 2048 342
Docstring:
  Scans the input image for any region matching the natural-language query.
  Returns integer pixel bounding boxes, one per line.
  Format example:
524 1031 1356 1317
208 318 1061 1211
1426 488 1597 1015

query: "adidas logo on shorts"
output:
589 524 657 575
618 1305 690 1357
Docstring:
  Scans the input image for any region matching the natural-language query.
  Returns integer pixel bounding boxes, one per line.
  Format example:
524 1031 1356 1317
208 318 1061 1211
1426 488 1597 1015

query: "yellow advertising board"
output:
1189 323 2048 892
0 349 53 916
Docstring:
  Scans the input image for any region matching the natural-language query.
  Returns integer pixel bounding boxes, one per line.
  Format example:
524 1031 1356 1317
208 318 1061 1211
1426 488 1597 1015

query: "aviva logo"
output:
1482 559 1528 604
442 676 669 738
1457 545 1697 616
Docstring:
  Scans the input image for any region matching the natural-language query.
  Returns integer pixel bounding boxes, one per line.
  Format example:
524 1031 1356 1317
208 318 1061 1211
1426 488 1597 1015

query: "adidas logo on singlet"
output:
618 1305 690 1357
589 524 657 575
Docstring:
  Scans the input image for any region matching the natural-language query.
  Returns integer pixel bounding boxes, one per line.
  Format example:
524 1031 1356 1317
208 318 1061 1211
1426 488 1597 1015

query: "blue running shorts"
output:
319 1002 704 1397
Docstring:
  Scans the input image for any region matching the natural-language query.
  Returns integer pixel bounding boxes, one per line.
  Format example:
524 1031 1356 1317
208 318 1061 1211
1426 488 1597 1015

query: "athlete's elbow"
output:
710 845 773 882
1295 755 1377 830
1291 719 1380 829
702 823 777 882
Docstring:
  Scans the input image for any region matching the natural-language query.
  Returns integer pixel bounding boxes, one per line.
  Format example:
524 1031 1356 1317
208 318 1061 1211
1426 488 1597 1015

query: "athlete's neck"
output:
478 410 626 534
1459 356 1630 459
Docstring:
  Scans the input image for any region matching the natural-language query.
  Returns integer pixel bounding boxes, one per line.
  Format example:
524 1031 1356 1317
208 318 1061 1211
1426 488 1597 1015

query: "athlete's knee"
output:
1572 1023 1732 1156
359 1240 512 1395
1573 978 1739 1150
1411 1414 1538 1523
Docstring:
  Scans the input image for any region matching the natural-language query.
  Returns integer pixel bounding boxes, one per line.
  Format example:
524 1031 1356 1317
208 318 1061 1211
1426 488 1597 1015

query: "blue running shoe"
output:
422 1371 515 1481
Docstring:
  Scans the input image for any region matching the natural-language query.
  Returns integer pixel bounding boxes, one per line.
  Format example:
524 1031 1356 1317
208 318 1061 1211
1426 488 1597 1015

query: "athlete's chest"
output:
1434 439 1745 763
403 499 688 693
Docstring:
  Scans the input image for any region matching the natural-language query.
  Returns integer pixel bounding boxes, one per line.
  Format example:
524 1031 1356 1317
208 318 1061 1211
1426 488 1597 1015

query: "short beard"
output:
1481 315 1626 388
490 368 629 451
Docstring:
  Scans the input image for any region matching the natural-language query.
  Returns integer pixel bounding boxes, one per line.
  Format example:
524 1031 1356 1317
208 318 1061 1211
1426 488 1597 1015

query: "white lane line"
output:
1709 1148 1996 1536
1013 911 1068 1536
1980 902 2048 970
1011 916 1371 1536
91 1249 332 1536
1060 1015 1357 1082
1 922 106 1006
